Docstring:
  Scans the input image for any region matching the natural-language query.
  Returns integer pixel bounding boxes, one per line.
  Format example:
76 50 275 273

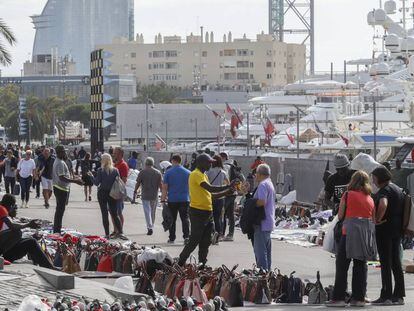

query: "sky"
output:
0 0 383 76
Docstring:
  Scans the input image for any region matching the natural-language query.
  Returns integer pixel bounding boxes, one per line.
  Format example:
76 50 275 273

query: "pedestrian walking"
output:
52 146 84 234
206 155 229 244
37 148 55 209
75 146 86 175
17 150 36 208
220 151 239 241
32 148 41 199
252 164 276 271
178 153 237 266
1 150 17 194
326 171 376 308
371 166 406 306
134 157 162 235
128 151 139 170
81 153 93 202
113 147 129 232
89 153 125 239
161 154 191 244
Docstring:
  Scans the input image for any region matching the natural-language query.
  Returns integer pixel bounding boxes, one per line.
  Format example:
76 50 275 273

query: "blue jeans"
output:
253 225 272 270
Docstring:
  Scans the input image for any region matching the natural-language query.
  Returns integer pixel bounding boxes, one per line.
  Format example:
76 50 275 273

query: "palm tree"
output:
0 18 16 66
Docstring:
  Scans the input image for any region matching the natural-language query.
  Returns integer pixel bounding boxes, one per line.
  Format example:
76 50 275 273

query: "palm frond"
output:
0 18 16 45
0 41 12 66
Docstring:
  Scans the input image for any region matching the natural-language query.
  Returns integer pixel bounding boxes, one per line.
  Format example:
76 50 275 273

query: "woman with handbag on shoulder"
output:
89 153 125 240
326 170 376 308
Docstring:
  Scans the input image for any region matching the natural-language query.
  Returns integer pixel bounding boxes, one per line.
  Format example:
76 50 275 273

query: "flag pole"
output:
247 112 250 156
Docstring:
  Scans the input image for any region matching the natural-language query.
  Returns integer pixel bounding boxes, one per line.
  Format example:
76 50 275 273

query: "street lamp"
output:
146 98 154 151
190 118 198 151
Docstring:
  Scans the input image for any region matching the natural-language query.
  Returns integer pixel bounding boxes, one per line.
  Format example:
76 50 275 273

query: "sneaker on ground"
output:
44 203 50 209
223 235 234 242
147 229 153 236
109 232 117 238
349 300 365 307
392 298 404 305
371 298 392 305
167 239 175 244
25 203 29 208
116 233 129 241
325 300 346 308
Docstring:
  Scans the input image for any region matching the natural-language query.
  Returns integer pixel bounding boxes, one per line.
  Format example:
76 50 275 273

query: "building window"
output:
131 52 137 58
267 74 272 79
131 64 137 70
166 62 178 69
152 51 165 58
166 50 178 57
250 74 254 79
237 49 248 56
237 61 249 68
223 49 236 56
202 51 208 57
266 62 272 68
250 62 254 68
237 72 249 80
224 73 236 80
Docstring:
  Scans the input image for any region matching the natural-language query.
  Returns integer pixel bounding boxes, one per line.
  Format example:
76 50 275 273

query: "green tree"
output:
63 103 90 126
136 82 178 104
0 19 16 66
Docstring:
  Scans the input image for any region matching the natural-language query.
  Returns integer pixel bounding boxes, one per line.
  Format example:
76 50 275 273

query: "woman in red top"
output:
327 171 375 308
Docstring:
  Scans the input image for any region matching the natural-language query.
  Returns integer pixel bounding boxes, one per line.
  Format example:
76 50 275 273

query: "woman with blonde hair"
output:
327 170 376 308
89 153 125 239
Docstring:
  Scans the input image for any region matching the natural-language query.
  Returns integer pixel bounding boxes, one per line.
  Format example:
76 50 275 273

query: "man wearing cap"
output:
178 153 238 266
325 154 356 215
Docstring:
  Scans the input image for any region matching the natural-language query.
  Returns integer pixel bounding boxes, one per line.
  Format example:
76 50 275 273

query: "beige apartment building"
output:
97 32 306 90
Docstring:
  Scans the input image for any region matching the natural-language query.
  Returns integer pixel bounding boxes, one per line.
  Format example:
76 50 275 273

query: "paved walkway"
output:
3 185 414 309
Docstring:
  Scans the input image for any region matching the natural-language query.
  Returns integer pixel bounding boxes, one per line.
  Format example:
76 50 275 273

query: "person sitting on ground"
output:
326 171 376 308
0 194 54 269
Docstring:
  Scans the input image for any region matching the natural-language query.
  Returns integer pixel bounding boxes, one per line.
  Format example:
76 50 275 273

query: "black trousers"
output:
53 187 69 234
98 189 122 236
333 235 367 301
32 177 40 197
178 208 213 265
223 196 236 236
3 238 53 269
212 199 224 234
20 176 32 202
5 176 15 194
376 230 405 299
168 201 190 241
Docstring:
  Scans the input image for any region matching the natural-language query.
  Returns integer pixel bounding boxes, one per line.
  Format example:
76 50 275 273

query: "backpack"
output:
287 272 304 303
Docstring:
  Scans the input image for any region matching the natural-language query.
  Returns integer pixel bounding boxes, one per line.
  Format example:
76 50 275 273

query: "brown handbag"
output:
60 244 81 274
203 276 217 299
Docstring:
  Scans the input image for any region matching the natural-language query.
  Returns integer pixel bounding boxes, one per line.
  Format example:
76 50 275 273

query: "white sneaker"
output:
25 202 29 208
21 201 26 209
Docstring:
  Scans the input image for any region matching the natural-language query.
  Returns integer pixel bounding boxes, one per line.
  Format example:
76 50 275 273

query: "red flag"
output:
230 115 239 138
286 131 295 144
263 117 275 145
235 108 244 126
339 134 349 146
226 103 233 114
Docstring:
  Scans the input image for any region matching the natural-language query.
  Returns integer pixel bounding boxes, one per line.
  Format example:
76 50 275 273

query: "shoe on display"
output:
325 300 347 307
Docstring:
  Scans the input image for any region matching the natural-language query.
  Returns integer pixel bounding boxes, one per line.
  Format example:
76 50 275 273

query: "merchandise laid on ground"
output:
5 219 335 310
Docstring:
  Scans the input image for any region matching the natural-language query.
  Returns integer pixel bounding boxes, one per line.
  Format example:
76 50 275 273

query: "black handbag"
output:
334 192 348 243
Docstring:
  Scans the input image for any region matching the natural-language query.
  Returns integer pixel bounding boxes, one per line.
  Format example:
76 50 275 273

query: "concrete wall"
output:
134 151 327 203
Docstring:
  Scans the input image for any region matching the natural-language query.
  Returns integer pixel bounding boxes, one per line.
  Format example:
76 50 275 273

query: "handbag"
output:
97 254 113 273
13 184 20 196
110 176 127 200
60 244 81 274
334 192 348 243
254 277 271 304
307 271 328 304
